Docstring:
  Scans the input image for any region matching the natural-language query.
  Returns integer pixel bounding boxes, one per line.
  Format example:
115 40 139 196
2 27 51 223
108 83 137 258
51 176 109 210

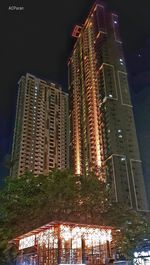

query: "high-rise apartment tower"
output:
11 73 69 177
68 1 148 211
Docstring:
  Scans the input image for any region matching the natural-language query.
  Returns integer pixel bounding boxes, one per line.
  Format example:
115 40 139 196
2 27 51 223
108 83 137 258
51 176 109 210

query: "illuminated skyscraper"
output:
68 1 148 211
11 73 69 177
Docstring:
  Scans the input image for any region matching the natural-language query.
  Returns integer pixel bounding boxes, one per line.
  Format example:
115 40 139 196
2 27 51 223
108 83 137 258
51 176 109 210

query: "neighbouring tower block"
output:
11 73 69 177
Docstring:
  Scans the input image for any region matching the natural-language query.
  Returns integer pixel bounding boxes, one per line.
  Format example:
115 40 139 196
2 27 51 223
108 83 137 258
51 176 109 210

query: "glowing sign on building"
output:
134 250 150 265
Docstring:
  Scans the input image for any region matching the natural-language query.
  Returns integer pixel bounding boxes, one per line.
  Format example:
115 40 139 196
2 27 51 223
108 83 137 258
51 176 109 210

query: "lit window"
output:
109 94 113 98
118 135 123 138
121 157 125 161
119 58 124 65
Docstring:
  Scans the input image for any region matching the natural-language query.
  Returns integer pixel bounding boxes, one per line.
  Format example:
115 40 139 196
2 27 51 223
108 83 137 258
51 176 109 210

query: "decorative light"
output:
19 235 35 250
18 224 112 252
36 227 58 248
60 225 112 248
60 225 72 241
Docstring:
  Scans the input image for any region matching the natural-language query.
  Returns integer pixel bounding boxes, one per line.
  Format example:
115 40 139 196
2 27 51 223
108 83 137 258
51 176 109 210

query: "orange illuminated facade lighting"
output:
68 1 148 210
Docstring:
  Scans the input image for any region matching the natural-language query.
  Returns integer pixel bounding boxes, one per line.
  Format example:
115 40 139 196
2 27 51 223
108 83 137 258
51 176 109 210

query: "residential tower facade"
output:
68 1 148 211
11 73 69 177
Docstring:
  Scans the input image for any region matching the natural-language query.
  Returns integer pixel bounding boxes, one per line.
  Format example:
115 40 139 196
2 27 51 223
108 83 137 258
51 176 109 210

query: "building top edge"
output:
68 1 118 62
18 73 67 92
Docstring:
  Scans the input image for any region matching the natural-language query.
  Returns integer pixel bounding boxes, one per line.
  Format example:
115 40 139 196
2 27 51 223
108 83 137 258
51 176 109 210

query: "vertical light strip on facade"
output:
73 53 81 175
88 22 101 168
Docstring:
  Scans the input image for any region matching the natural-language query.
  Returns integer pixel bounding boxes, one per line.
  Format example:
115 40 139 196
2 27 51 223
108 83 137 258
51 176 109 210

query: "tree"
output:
0 170 150 263
2 154 15 172
103 203 150 259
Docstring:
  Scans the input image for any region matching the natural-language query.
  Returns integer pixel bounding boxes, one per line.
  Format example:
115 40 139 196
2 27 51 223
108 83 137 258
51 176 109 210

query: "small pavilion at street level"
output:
10 221 116 265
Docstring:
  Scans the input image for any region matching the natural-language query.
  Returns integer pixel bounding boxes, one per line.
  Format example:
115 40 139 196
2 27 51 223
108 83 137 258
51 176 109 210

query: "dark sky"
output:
1 0 150 188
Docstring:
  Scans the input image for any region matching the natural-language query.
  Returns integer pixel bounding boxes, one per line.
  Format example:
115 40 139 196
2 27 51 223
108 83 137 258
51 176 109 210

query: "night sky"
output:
1 0 150 198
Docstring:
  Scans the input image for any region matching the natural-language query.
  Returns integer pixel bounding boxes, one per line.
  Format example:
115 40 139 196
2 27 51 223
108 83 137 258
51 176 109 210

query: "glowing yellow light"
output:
36 227 58 248
60 225 112 248
60 225 72 241
17 223 112 254
76 134 81 175
19 235 35 250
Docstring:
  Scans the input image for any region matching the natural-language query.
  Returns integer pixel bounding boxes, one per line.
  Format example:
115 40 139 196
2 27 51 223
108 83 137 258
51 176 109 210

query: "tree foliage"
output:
0 170 150 263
